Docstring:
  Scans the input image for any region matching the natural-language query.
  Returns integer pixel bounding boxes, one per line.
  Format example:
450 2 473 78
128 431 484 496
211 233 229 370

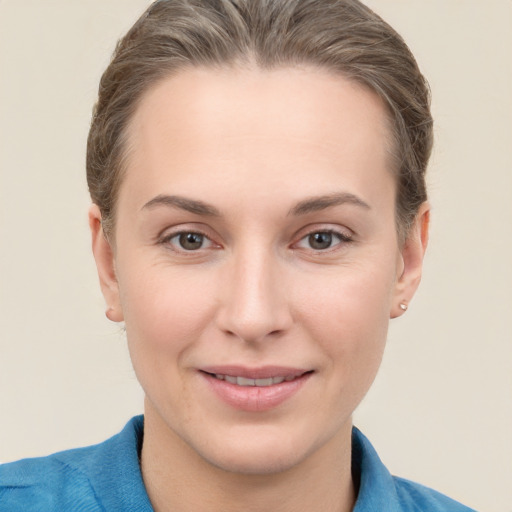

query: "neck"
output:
140 402 356 512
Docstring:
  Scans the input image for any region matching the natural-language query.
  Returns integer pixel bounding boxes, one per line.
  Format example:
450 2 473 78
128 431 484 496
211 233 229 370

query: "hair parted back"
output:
87 0 433 240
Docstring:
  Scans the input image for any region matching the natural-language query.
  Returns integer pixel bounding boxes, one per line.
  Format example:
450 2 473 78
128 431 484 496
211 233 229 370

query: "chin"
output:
191 424 329 476
206 443 307 476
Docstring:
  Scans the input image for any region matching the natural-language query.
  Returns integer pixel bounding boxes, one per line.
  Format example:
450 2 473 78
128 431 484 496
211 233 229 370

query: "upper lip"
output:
199 365 311 379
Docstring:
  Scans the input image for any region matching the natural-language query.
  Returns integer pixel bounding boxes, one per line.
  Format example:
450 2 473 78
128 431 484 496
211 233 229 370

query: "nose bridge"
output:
217 241 291 343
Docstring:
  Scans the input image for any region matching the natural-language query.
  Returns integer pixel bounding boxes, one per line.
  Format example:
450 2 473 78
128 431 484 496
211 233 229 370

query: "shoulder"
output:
0 446 103 512
0 416 151 512
352 427 478 512
392 476 478 512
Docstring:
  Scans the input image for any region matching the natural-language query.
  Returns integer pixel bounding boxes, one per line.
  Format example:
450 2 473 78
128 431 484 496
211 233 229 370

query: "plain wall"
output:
1 2 511 511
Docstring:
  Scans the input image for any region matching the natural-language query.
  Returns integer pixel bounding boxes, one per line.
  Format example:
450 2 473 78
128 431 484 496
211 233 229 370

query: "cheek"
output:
300 259 395 330
116 264 223 425
312 297 388 429
298 263 395 379
117 263 217 371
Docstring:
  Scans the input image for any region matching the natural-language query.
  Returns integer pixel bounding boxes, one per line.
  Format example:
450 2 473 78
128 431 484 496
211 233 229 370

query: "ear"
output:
89 204 124 322
390 202 430 319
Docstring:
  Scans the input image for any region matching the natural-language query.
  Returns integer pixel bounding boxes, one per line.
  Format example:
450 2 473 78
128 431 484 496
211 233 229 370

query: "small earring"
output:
399 302 408 311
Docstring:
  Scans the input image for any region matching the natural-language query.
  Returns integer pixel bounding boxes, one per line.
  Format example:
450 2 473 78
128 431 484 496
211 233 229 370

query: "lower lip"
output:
201 372 312 412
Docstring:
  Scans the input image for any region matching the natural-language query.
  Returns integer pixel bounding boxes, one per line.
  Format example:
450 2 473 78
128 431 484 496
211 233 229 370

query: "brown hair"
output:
87 0 433 240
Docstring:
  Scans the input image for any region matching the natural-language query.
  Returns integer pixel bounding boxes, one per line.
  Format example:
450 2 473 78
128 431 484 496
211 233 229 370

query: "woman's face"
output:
91 66 427 474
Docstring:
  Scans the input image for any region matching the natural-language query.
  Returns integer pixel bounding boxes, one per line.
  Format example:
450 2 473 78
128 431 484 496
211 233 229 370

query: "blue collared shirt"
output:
0 416 477 511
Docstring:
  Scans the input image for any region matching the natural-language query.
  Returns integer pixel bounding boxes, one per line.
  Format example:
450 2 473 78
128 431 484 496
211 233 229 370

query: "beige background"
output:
1 1 511 511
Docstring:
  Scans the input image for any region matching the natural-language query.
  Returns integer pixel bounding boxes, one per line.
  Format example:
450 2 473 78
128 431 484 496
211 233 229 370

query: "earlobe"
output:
391 203 430 319
88 204 124 323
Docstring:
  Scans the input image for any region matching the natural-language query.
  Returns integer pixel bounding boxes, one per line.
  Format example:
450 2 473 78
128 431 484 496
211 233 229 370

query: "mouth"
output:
199 366 313 411
199 366 314 413
202 372 309 387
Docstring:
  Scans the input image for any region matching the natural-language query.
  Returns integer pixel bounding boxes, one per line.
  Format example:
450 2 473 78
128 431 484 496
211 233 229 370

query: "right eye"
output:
162 231 214 251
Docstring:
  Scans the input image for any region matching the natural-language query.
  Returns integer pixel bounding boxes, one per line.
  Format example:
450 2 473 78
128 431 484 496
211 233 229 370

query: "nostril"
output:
221 327 284 343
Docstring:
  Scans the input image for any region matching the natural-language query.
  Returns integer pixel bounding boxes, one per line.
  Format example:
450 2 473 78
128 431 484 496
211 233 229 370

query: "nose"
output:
215 247 293 344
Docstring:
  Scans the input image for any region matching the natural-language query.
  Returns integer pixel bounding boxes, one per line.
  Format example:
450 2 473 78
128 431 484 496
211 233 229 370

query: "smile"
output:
200 367 313 412
210 374 298 387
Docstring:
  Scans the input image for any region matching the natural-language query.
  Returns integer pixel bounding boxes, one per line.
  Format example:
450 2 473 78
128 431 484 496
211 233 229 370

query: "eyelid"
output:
157 222 214 240
293 223 354 240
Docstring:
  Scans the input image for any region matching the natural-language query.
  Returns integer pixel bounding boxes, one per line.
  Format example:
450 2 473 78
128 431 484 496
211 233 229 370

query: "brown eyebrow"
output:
289 192 371 216
142 192 369 217
142 194 221 216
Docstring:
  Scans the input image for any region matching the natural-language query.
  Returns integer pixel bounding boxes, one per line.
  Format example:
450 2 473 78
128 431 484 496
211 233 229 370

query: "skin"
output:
90 66 429 512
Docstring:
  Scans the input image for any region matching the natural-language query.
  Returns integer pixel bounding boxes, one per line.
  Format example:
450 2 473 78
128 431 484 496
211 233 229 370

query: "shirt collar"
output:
83 415 153 511
352 426 402 512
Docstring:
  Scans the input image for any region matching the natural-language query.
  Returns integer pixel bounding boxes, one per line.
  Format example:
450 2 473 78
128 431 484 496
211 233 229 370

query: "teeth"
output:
237 376 256 386
213 374 294 386
255 378 273 386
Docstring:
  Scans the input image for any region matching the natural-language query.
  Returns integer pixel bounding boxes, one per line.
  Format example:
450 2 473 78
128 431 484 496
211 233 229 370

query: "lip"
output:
199 366 313 412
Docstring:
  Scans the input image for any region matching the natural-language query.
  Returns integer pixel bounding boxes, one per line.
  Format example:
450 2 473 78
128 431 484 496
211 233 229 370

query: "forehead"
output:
130 65 390 143
122 66 393 206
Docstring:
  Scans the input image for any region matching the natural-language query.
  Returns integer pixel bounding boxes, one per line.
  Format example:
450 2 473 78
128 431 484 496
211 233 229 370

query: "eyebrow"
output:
289 192 371 216
141 191 370 217
141 194 221 216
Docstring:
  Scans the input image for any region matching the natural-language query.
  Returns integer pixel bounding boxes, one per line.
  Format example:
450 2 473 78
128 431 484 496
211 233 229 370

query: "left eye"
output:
166 232 213 251
296 231 350 251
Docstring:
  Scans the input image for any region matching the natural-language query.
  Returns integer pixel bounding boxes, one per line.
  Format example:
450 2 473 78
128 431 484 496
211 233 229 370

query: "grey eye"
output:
162 230 216 253
295 229 352 252
178 232 205 250
308 232 333 250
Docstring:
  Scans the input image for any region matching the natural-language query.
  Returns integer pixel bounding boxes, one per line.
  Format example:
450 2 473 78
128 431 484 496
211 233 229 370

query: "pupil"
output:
309 232 332 250
179 233 203 250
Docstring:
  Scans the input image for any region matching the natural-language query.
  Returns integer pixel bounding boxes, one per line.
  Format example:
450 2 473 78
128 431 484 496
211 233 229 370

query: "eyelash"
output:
293 229 353 252
159 230 216 252
159 228 353 253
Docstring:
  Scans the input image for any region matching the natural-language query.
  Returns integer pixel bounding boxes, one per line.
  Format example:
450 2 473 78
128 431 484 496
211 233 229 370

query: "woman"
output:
0 1 478 510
